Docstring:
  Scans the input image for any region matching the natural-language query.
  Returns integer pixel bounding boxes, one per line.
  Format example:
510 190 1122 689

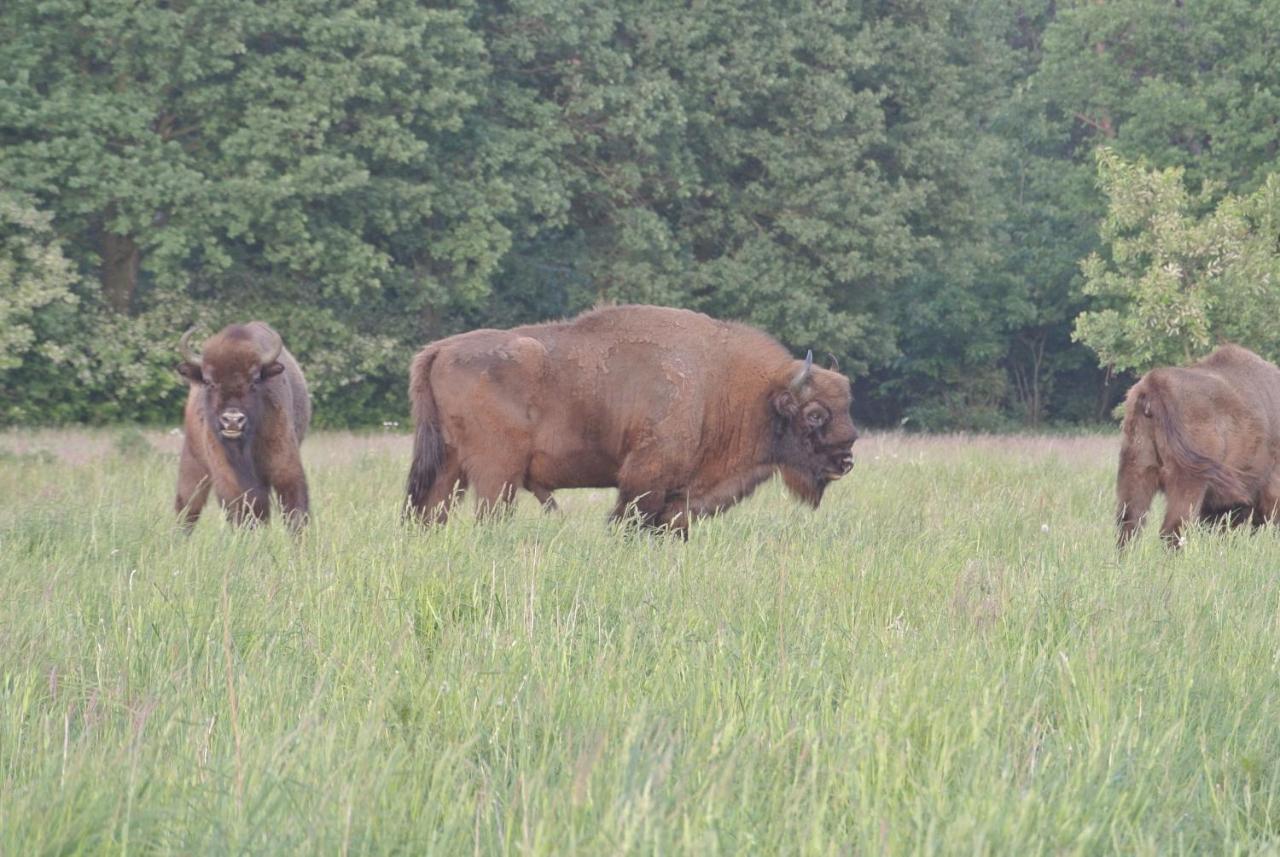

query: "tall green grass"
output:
3 430 1280 854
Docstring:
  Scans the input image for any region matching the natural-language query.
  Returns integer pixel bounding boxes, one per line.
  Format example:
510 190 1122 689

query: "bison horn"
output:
261 328 284 367
827 352 840 373
179 327 201 364
790 350 814 393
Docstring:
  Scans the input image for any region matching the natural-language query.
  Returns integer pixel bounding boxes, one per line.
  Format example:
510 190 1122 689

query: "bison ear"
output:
772 390 800 418
260 361 285 380
176 362 203 385
1139 393 1152 417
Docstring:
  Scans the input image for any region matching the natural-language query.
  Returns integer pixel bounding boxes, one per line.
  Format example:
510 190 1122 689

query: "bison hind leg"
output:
1159 478 1208 547
469 460 525 521
1256 476 1280 526
1199 503 1258 532
473 482 518 519
407 451 466 526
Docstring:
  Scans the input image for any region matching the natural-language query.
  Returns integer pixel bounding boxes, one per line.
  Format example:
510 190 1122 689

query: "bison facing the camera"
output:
405 304 858 536
174 322 311 532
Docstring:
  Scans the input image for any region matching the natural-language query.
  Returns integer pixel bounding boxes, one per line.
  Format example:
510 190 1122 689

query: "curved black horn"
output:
179 328 201 364
261 327 284 367
790 350 814 392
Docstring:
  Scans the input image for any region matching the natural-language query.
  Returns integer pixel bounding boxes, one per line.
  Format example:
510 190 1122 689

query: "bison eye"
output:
805 408 827 427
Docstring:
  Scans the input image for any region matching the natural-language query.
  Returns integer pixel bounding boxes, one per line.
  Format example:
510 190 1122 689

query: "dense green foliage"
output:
6 429 1280 851
1076 148 1280 372
0 191 79 373
2 0 1279 427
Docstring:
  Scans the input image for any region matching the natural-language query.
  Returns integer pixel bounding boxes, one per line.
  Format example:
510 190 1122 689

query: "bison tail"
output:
1144 378 1249 502
405 347 446 521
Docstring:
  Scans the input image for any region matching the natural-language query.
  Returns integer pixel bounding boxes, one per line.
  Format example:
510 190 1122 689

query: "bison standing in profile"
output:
405 304 859 535
1116 344 1280 547
174 322 311 532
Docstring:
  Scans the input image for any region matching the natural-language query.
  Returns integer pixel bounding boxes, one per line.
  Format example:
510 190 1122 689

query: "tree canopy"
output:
2 0 1278 428
1076 148 1280 373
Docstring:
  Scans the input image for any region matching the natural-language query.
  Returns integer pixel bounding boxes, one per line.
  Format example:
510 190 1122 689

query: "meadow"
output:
3 428 1280 854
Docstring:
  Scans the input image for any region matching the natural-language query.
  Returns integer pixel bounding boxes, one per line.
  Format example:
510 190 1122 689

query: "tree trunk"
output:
101 230 140 313
1095 365 1120 421
1012 332 1048 426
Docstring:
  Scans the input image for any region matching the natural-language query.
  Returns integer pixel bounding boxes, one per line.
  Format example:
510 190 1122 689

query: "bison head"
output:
771 350 859 506
176 326 285 444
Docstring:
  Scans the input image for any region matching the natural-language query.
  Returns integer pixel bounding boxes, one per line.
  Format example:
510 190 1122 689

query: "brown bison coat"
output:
1116 344 1280 546
405 305 858 534
175 322 311 531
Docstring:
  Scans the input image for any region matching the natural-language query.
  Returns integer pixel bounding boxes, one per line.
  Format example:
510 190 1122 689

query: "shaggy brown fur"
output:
1116 344 1280 547
175 322 311 532
405 305 859 536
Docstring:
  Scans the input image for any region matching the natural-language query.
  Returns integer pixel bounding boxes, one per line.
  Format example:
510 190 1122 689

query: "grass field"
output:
4 428 1280 854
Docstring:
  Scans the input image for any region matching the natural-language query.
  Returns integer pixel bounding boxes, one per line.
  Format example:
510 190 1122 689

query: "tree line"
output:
3 0 1279 429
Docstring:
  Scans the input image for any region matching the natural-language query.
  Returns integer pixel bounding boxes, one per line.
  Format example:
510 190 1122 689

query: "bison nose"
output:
219 409 247 436
839 452 854 474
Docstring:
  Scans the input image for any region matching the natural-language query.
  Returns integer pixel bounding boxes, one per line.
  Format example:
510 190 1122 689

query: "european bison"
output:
405 304 858 535
1116 344 1280 547
175 322 311 532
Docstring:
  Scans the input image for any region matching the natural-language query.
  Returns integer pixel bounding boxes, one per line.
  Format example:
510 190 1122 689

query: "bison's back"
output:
1197 345 1280 468
418 305 792 490
1182 346 1280 442
523 306 780 449
520 303 788 407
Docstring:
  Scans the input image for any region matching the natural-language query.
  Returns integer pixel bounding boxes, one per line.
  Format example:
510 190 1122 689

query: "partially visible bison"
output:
1116 344 1280 547
405 304 858 535
174 322 311 532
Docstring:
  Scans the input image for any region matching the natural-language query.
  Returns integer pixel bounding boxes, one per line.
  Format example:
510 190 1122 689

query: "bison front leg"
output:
223 489 270 528
611 450 683 531
1159 478 1207 548
528 484 559 513
610 489 664 529
273 475 310 533
262 446 309 533
203 443 269 528
175 443 212 533
656 496 692 540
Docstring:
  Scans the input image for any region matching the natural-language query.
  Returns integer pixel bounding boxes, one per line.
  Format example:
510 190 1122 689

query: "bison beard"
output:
404 305 859 536
212 427 270 523
1116 344 1280 547
174 322 312 532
